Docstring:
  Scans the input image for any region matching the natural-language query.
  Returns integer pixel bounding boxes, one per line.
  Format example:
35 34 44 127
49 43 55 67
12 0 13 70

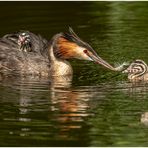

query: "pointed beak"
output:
86 51 116 71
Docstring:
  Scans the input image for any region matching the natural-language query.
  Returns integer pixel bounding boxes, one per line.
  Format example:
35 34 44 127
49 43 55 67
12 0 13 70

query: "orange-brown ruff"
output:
57 37 78 59
122 59 148 82
0 28 118 77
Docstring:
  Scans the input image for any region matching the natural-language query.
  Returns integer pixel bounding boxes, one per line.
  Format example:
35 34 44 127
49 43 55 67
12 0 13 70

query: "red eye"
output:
83 50 88 53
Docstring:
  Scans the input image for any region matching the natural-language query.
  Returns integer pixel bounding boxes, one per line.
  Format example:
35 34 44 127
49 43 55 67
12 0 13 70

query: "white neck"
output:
49 45 73 76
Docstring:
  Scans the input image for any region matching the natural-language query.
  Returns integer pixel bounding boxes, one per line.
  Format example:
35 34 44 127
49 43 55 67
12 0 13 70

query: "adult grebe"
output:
122 59 148 82
0 28 120 77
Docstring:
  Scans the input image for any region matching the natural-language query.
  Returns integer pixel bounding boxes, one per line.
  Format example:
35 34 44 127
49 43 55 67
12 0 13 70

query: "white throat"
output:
49 45 73 76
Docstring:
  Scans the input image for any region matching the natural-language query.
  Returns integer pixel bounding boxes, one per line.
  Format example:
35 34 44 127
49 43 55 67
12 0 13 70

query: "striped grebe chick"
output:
122 59 148 82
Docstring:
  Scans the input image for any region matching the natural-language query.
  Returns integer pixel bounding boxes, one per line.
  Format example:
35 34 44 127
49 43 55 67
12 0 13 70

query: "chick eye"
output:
83 50 88 53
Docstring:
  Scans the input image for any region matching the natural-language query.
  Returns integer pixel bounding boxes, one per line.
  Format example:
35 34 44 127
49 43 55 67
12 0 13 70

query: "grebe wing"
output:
2 31 49 57
0 31 50 75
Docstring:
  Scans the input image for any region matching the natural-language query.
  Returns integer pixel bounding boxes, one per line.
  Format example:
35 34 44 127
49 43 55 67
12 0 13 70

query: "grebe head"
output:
51 28 116 71
122 59 148 79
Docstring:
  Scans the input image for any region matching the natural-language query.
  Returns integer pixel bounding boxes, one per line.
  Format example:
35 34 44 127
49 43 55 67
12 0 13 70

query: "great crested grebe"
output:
0 28 121 77
122 59 148 82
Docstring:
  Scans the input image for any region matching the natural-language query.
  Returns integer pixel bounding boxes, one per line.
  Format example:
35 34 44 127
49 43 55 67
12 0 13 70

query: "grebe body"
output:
0 28 119 77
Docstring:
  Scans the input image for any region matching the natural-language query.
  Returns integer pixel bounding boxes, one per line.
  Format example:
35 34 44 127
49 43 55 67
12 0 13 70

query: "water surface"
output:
0 1 148 147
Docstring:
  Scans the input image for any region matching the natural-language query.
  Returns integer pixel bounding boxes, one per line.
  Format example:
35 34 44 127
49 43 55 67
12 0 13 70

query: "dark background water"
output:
0 1 148 147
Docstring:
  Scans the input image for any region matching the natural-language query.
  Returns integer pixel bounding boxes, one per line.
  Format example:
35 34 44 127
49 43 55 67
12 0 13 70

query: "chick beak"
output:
86 51 116 71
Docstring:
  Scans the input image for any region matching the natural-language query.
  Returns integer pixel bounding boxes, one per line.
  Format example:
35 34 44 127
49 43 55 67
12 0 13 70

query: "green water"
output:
0 1 148 147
